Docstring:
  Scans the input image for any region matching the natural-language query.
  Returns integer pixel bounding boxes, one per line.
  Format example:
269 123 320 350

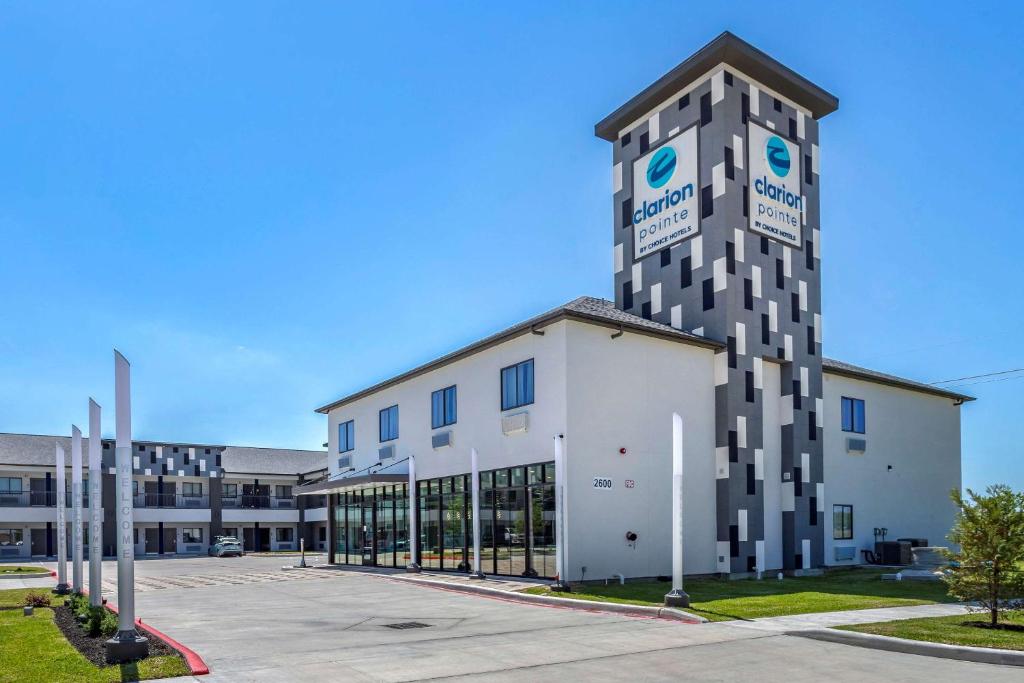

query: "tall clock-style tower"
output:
596 33 838 574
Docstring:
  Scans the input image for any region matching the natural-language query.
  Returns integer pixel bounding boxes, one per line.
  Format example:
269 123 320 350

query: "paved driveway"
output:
35 556 1024 681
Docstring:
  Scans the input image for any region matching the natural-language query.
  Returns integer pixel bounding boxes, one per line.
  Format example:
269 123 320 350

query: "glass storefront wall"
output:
331 461 555 578
332 484 408 567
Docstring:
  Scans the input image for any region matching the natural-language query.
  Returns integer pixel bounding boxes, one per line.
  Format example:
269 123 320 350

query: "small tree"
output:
944 485 1024 627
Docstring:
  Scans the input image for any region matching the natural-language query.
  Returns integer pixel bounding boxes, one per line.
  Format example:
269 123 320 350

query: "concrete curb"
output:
392 576 707 624
790 628 1024 667
0 572 50 580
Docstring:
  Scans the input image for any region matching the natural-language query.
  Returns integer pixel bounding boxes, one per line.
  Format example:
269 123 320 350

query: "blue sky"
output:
0 3 1020 492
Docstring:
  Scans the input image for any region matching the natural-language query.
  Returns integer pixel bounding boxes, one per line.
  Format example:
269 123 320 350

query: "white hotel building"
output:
299 33 972 581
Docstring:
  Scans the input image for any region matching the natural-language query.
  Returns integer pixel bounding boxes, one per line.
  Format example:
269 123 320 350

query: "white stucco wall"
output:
326 322 569 481
822 373 962 565
563 322 717 580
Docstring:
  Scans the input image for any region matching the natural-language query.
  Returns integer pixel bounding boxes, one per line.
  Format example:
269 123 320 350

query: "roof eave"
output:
822 365 976 403
313 306 722 414
594 31 839 141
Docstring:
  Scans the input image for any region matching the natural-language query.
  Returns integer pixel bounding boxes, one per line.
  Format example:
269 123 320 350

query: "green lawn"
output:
0 590 190 682
523 568 955 622
0 587 53 608
0 565 48 575
839 610 1024 650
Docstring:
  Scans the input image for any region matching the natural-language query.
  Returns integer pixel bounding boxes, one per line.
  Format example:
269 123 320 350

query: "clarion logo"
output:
645 146 677 188
766 135 791 177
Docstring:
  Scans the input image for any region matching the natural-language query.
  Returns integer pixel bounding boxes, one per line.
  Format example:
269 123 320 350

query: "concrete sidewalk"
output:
726 602 971 632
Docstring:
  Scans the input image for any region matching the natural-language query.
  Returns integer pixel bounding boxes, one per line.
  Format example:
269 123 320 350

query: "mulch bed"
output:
52 604 179 667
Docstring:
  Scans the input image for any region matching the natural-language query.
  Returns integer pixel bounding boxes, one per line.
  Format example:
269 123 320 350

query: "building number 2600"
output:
592 477 613 489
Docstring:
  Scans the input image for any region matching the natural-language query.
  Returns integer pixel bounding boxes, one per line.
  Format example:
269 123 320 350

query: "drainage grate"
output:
383 621 431 630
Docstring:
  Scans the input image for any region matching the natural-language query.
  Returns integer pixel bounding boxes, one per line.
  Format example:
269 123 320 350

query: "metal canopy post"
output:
406 454 420 573
469 448 484 579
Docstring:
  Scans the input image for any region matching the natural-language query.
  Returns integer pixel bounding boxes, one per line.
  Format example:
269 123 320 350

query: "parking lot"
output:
30 556 1023 681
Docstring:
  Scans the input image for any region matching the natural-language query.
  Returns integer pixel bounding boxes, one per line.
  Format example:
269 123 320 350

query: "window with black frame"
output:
841 397 865 433
379 405 399 442
833 504 853 540
431 385 457 428
338 419 355 452
500 359 534 411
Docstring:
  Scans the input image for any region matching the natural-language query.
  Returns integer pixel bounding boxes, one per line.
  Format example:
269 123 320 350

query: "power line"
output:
943 374 1024 390
931 368 1024 385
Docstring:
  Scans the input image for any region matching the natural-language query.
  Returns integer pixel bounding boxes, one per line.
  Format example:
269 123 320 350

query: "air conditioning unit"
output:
337 455 353 470
501 411 529 436
379 444 395 461
431 431 453 449
846 438 867 454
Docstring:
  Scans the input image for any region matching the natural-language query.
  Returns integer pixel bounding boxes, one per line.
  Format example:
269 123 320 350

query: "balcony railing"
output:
133 493 210 509
221 495 296 510
0 492 89 507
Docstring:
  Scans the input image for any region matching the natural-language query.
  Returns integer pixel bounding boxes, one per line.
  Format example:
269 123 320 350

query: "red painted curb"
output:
101 597 210 676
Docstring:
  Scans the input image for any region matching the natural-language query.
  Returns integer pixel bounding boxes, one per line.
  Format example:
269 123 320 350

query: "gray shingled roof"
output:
315 296 723 413
821 358 974 402
220 446 327 476
0 432 327 474
0 433 80 467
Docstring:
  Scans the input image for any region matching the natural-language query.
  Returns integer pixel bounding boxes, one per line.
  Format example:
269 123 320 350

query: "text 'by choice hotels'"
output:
630 125 700 260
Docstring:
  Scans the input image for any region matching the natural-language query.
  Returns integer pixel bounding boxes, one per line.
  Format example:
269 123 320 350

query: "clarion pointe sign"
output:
747 119 803 248
630 124 700 259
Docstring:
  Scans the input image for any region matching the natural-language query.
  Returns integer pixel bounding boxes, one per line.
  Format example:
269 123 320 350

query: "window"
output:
222 483 238 498
841 397 866 433
431 386 457 428
0 478 22 493
275 485 292 499
501 359 535 411
833 505 853 540
379 405 399 442
222 527 238 539
182 528 203 544
0 529 23 546
132 480 139 496
338 420 355 453
276 527 294 543
182 482 203 498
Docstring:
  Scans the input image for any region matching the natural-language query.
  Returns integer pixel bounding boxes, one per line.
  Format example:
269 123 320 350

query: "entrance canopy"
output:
295 472 407 496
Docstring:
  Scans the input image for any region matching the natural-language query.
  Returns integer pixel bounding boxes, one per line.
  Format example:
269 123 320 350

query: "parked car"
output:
208 536 244 557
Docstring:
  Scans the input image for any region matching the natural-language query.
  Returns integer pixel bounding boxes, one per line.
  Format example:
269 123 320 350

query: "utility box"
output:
875 541 912 565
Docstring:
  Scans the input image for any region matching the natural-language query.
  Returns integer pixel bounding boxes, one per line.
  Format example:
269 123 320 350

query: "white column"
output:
55 444 69 593
88 399 103 606
664 412 690 606
553 435 568 589
406 454 420 572
71 425 84 594
470 448 483 578
108 349 147 655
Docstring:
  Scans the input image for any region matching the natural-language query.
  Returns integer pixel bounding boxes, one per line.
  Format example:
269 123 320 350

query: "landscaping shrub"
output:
85 605 118 637
24 592 51 608
944 485 1024 627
